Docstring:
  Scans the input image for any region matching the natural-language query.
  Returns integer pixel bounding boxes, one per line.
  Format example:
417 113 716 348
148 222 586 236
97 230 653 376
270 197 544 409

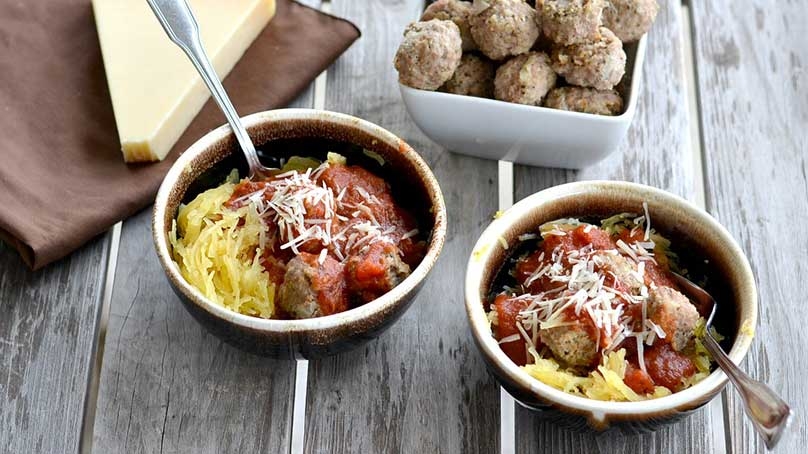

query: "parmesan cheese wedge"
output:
92 0 276 162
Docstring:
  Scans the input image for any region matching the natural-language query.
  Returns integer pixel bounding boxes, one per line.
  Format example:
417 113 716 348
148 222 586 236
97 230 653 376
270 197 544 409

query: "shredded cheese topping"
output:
230 161 415 263
170 154 422 320
494 208 720 401
507 210 669 374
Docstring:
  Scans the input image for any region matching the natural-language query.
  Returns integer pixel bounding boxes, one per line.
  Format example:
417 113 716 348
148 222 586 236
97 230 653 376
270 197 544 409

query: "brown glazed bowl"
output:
465 181 757 433
153 109 446 359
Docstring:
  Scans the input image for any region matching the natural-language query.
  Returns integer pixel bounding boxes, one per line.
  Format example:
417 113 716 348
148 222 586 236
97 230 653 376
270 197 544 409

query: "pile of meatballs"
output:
394 0 659 116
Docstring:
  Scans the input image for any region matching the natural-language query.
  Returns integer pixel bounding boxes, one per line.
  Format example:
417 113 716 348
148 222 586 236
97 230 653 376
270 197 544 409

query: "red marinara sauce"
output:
644 343 697 391
223 161 425 318
493 294 530 366
492 221 699 393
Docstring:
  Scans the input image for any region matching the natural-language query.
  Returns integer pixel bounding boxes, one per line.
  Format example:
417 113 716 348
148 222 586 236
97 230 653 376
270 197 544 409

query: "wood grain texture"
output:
690 1 808 452
302 1 500 452
90 209 295 454
90 88 316 454
0 236 108 453
513 2 725 453
516 2 693 198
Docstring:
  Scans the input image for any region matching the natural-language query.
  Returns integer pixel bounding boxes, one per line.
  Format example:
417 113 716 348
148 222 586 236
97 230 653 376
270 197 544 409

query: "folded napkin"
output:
0 0 360 269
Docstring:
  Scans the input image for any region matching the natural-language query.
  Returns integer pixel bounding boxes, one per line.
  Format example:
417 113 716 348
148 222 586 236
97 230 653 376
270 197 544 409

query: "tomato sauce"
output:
624 363 655 394
644 342 696 390
618 228 678 289
318 165 425 267
224 161 425 318
491 220 701 393
297 252 349 316
493 294 530 366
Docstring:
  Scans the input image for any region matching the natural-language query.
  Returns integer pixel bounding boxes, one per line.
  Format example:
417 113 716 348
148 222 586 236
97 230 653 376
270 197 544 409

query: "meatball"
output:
647 286 699 352
422 0 477 52
279 253 349 319
540 322 598 367
593 251 643 293
602 0 659 43
538 0 607 45
544 86 623 115
394 19 463 90
346 241 411 302
551 27 626 89
469 0 540 61
494 52 557 105
442 53 496 97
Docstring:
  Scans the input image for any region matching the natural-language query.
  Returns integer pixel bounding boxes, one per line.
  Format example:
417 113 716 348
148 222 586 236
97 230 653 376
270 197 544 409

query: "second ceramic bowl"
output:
465 181 757 432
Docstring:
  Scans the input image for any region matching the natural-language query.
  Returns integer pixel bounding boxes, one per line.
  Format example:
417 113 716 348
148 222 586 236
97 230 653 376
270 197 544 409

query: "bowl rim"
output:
152 108 447 334
398 35 647 123
464 180 757 418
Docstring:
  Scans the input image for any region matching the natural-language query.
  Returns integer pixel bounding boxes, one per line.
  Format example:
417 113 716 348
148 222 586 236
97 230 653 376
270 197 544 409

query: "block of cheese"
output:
92 0 276 162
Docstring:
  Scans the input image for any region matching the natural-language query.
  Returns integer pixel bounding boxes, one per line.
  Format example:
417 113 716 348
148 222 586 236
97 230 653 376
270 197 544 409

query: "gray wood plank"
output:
513 2 724 452
690 1 808 452
302 1 500 452
0 236 109 453
91 210 295 454
90 88 316 454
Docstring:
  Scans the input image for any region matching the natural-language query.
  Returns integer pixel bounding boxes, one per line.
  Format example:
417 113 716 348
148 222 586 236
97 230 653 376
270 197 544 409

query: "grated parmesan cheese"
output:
170 152 418 320
489 210 721 400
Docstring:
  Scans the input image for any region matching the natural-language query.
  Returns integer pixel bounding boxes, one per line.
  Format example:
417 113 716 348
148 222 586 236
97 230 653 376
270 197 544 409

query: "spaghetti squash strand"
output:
170 183 275 318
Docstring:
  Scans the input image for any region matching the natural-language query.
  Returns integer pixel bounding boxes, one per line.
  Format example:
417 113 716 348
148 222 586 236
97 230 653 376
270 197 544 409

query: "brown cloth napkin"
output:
0 0 360 270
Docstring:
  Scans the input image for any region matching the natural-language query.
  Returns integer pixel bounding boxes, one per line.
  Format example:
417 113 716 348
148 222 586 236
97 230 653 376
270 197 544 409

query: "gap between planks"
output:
76 2 330 452
77 5 331 453
495 3 728 452
79 221 121 454
681 3 730 454
75 3 725 454
290 3 331 454
498 161 516 454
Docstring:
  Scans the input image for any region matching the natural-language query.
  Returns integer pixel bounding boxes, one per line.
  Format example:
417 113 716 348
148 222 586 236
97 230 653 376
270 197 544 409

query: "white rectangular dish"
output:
399 37 647 170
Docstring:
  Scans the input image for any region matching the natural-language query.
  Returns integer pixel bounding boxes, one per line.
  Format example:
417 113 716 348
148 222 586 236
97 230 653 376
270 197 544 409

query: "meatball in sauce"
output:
227 157 425 320
489 212 710 394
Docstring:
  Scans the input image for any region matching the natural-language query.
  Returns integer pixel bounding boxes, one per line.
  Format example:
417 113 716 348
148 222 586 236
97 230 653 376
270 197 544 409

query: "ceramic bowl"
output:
153 109 447 359
465 181 757 432
400 37 646 169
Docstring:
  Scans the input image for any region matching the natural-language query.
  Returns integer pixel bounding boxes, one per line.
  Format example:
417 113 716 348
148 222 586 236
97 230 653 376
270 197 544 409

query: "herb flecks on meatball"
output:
279 253 350 319
647 286 700 352
494 52 557 105
603 0 659 43
551 27 626 90
538 0 607 46
442 53 496 98
346 242 411 303
540 323 599 367
422 0 478 52
544 86 623 115
395 19 463 90
469 0 540 61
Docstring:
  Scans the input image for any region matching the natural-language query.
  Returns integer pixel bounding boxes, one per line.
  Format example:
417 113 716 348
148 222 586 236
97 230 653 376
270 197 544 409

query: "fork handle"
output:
145 0 262 173
703 332 791 449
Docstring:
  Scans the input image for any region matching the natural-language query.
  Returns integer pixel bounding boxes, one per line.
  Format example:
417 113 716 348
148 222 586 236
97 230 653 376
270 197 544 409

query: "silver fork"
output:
672 272 792 450
146 0 276 179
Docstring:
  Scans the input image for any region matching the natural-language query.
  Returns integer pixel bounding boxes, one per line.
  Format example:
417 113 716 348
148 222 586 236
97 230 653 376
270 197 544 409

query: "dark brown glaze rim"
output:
152 109 447 349
465 180 757 428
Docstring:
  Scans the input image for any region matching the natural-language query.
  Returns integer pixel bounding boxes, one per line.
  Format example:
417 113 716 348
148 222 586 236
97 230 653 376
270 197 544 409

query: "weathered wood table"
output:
1 1 806 453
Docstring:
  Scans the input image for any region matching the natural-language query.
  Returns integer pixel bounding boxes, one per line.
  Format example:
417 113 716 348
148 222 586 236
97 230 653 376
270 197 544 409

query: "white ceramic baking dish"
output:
399 36 647 169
